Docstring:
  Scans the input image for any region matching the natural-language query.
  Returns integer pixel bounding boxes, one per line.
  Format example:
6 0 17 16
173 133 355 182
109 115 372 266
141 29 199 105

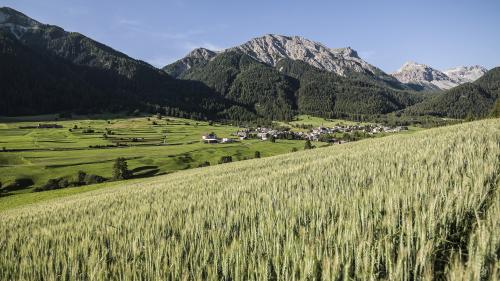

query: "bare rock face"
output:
391 62 488 90
444 65 488 84
228 34 386 78
391 62 457 90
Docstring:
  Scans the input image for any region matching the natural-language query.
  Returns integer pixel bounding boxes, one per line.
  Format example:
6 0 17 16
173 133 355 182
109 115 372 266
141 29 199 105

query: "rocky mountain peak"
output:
444 65 488 84
226 33 388 78
187 48 217 60
331 47 359 59
394 61 450 82
392 61 488 90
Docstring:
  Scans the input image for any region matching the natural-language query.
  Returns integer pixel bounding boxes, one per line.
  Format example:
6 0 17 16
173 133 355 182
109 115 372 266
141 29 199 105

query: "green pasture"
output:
0 115 312 195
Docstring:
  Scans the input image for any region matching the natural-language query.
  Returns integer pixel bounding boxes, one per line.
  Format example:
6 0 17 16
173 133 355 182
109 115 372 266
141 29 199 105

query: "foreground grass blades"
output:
0 119 499 280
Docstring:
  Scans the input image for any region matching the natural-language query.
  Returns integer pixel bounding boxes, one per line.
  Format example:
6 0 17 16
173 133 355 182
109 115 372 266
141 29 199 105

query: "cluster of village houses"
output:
202 124 408 143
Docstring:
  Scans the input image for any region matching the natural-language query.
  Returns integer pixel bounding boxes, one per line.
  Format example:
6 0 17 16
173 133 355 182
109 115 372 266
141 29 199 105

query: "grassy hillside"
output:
0 119 498 280
0 115 311 194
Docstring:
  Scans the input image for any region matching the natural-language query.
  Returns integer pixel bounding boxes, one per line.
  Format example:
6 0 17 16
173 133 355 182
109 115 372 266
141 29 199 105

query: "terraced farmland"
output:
0 116 310 196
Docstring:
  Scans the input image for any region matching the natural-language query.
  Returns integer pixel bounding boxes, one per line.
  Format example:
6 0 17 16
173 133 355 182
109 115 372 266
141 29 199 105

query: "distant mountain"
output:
177 50 423 120
391 62 458 91
444 65 488 84
405 67 500 118
0 7 228 117
230 35 386 77
391 62 488 91
165 34 408 90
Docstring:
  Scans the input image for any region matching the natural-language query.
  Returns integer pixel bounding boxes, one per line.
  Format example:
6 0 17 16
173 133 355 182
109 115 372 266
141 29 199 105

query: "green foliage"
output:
254 151 261 158
34 171 106 192
198 161 210 168
304 140 313 150
0 120 498 279
112 158 131 180
218 155 233 164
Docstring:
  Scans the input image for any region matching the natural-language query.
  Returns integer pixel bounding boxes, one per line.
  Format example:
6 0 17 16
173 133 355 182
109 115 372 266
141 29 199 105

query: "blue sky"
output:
2 0 499 72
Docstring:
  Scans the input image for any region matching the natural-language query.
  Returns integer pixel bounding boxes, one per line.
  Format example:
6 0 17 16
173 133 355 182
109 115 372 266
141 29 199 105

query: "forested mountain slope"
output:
405 67 500 118
0 7 228 118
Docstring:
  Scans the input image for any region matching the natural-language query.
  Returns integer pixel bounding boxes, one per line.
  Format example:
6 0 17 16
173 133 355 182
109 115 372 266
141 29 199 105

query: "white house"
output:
202 133 218 143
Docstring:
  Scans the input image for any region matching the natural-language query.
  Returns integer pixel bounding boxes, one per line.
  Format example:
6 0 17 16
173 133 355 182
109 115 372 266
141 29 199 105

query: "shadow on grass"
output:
130 165 160 179
0 191 13 198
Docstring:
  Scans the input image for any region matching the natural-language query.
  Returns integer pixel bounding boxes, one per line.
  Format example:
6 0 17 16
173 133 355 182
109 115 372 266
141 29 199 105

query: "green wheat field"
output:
0 119 499 280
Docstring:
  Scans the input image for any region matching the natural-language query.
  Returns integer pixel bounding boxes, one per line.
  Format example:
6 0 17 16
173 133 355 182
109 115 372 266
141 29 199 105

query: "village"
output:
202 124 409 144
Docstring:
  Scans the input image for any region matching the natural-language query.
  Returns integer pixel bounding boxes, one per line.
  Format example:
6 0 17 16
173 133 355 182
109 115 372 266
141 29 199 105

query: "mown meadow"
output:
0 118 498 280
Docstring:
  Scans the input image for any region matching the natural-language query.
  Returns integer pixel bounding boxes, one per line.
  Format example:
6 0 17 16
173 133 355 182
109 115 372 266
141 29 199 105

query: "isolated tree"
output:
304 140 313 150
291 147 298 152
254 151 261 158
198 161 210 168
113 158 131 180
77 170 87 185
218 156 233 164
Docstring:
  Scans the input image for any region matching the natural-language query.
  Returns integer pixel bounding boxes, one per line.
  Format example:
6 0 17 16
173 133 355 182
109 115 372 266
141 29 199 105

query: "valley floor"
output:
0 115 316 198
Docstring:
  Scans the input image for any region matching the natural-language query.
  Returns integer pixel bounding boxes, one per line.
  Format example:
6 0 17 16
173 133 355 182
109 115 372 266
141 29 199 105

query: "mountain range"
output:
1 7 498 120
391 62 488 91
